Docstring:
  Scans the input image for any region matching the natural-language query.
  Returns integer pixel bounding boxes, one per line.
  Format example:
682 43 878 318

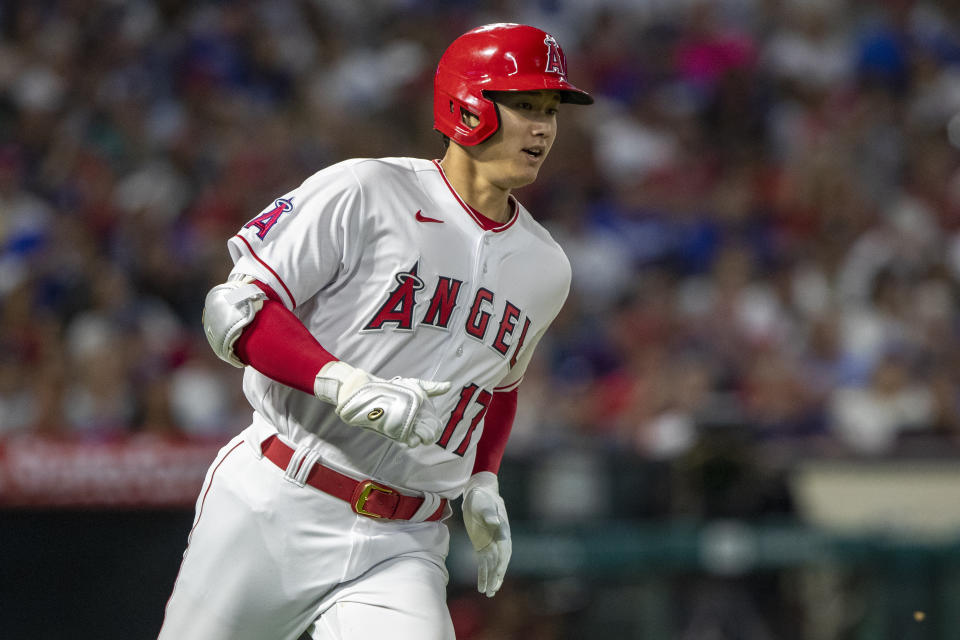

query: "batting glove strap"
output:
463 471 512 597
314 361 372 405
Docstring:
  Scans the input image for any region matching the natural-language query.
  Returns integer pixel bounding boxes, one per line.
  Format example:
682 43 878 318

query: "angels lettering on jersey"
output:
365 262 531 370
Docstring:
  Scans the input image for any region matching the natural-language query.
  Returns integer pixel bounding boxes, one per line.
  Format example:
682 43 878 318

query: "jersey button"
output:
456 346 463 357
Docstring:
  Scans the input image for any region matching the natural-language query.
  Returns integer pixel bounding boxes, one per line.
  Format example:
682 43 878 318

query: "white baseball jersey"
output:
227 157 570 498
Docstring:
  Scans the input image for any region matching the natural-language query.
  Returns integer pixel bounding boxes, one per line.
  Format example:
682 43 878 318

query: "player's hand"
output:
314 361 451 447
462 471 511 597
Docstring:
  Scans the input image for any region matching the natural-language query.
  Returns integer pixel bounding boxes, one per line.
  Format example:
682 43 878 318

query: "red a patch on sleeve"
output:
244 198 294 239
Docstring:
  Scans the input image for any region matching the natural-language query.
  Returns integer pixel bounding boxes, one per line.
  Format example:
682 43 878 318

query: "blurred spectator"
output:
168 352 244 439
829 348 935 455
5 5 960 638
762 1 854 93
0 0 956 474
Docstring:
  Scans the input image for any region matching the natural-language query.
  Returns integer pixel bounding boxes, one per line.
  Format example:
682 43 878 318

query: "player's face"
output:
472 90 560 189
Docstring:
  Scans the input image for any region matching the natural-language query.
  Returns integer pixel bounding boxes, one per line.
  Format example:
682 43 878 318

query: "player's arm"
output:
472 386 518 475
462 378 526 599
201 276 449 447
461 324 550 597
461 385 516 597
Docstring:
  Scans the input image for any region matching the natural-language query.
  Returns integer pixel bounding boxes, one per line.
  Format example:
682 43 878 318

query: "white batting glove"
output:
314 361 451 447
462 471 512 597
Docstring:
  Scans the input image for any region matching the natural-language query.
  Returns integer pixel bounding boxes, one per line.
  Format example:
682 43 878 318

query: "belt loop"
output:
284 444 316 487
296 449 321 486
409 491 442 523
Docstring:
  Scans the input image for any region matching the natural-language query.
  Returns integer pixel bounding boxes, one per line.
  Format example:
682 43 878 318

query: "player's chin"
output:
508 163 543 188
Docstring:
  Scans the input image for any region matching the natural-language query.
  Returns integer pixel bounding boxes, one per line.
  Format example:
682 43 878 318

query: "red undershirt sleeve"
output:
472 387 519 474
232 280 338 395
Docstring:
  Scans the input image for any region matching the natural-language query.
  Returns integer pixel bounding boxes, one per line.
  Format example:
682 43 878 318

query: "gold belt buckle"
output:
353 480 394 518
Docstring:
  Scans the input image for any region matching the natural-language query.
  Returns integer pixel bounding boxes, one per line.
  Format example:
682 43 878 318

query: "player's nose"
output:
530 117 553 138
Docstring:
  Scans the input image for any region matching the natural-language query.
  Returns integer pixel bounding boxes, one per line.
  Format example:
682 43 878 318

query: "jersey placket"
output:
430 228 499 463
465 229 495 348
366 223 492 480
426 226 491 381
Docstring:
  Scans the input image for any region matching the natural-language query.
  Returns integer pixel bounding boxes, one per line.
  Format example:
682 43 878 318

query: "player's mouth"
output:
521 147 545 161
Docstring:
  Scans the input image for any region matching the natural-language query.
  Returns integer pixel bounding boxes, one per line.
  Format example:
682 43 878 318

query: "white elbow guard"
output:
202 278 268 367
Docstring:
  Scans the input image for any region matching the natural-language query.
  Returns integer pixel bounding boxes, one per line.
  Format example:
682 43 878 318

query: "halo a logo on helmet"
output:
543 35 566 76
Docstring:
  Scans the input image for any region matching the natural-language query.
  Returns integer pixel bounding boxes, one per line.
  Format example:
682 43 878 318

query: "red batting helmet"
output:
434 23 593 146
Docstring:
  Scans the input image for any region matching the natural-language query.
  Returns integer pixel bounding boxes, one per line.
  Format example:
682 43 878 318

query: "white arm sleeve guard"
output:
202 278 268 367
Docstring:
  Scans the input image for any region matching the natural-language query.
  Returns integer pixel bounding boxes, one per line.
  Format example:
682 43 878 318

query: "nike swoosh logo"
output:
415 210 444 224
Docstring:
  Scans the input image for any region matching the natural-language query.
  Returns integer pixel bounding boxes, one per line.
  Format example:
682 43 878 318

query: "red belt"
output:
261 435 446 522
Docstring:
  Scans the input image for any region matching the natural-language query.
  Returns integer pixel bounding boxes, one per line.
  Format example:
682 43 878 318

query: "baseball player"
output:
159 23 592 640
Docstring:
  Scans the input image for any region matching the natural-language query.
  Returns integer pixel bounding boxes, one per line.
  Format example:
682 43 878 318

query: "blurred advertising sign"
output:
0 436 224 508
792 459 960 541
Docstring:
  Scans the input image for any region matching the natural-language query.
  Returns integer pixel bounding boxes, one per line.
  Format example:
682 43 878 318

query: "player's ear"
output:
460 107 479 129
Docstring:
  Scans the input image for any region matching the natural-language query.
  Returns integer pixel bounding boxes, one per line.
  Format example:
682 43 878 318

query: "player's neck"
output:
438 153 513 223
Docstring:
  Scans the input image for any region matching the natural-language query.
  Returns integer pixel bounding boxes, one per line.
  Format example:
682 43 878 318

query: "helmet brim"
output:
481 76 593 105
559 89 594 105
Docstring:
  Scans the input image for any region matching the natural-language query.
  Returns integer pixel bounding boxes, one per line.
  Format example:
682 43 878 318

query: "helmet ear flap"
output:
437 90 500 146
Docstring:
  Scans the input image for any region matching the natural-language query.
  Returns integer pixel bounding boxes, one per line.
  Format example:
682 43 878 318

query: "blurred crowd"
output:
3 0 960 469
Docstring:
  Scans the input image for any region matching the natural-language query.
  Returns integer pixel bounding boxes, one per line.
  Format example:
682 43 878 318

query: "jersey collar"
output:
432 160 519 233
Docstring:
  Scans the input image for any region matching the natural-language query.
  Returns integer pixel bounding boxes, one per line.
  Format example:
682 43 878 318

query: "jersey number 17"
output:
435 383 491 456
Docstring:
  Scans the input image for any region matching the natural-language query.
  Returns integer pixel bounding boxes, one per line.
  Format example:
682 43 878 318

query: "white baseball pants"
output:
158 427 455 640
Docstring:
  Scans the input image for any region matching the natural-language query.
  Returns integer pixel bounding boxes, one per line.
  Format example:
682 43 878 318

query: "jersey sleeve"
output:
494 325 547 392
227 161 366 310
